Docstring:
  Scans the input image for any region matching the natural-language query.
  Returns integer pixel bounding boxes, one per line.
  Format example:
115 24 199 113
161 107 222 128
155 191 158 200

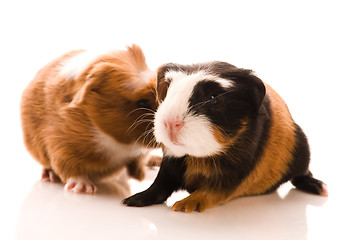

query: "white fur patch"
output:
215 78 234 88
59 51 103 80
124 68 154 92
93 128 146 166
154 70 228 157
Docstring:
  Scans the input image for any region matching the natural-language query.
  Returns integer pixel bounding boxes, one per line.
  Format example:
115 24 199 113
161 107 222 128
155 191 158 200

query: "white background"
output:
0 0 360 239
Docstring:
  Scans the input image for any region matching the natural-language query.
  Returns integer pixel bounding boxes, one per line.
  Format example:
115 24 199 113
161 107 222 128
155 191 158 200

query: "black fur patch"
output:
189 80 248 137
123 156 186 207
288 124 311 177
185 95 272 194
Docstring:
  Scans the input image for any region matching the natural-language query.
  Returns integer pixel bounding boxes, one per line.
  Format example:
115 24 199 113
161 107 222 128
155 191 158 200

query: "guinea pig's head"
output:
154 62 265 157
70 45 157 145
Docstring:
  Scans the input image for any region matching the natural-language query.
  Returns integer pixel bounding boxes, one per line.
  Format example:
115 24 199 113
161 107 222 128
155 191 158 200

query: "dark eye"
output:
136 99 152 109
209 95 218 104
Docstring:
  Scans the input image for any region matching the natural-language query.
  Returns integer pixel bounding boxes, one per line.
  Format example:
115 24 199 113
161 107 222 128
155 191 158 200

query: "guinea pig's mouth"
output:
155 112 223 157
166 132 185 146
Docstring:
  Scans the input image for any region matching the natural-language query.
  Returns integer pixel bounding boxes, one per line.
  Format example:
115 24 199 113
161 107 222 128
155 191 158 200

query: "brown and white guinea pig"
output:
21 44 160 194
123 61 328 212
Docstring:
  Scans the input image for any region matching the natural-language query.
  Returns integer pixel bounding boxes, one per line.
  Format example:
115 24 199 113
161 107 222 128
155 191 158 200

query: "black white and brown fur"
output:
123 61 328 212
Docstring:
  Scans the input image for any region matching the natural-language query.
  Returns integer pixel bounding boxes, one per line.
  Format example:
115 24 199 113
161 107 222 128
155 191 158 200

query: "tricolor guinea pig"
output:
21 44 160 194
123 61 328 212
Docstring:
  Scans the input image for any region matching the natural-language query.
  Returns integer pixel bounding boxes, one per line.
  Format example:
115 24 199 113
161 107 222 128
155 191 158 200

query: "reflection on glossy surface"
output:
14 168 330 240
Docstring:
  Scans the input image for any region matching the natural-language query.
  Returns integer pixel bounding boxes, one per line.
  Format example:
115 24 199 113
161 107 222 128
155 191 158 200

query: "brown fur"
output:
172 190 226 212
211 119 249 145
185 156 216 181
231 84 296 197
21 45 159 190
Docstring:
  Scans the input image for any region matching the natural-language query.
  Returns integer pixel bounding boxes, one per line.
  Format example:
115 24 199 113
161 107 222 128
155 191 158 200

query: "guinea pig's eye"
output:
209 95 218 104
136 99 152 109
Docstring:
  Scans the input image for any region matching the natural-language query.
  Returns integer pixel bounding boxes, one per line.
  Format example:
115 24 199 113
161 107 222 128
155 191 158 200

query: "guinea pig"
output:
123 61 328 212
21 44 160 194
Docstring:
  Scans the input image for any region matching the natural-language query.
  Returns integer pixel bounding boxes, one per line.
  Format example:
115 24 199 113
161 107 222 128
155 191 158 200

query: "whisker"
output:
142 128 157 146
126 107 155 118
190 90 236 110
133 128 155 150
131 119 154 130
125 112 155 134
145 136 160 149
218 127 232 142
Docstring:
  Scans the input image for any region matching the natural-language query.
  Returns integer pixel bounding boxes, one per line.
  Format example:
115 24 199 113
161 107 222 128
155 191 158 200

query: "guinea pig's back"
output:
231 83 304 197
20 50 83 166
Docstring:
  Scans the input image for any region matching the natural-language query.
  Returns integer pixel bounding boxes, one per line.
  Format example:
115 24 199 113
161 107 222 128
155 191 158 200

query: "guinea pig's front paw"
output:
64 176 97 194
122 192 148 207
41 168 61 183
171 192 218 213
172 197 206 213
123 189 167 207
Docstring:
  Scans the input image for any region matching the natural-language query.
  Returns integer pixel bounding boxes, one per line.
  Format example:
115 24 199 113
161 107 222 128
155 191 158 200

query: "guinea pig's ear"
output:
221 69 266 112
247 74 266 112
69 62 114 107
156 63 180 102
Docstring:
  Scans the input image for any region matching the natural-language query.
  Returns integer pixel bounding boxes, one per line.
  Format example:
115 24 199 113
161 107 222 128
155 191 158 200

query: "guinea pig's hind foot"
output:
64 176 97 194
41 168 61 183
291 174 328 197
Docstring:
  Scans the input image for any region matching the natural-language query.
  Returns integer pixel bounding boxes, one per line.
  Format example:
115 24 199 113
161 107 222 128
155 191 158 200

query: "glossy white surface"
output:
1 1 360 239
3 162 361 240
12 173 329 240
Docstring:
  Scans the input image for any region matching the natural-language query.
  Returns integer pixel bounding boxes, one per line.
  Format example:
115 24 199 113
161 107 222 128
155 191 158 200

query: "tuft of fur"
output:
123 61 327 211
21 44 160 193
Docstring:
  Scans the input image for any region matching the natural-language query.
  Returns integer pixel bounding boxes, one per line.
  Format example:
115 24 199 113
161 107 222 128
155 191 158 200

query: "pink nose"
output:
164 119 184 144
